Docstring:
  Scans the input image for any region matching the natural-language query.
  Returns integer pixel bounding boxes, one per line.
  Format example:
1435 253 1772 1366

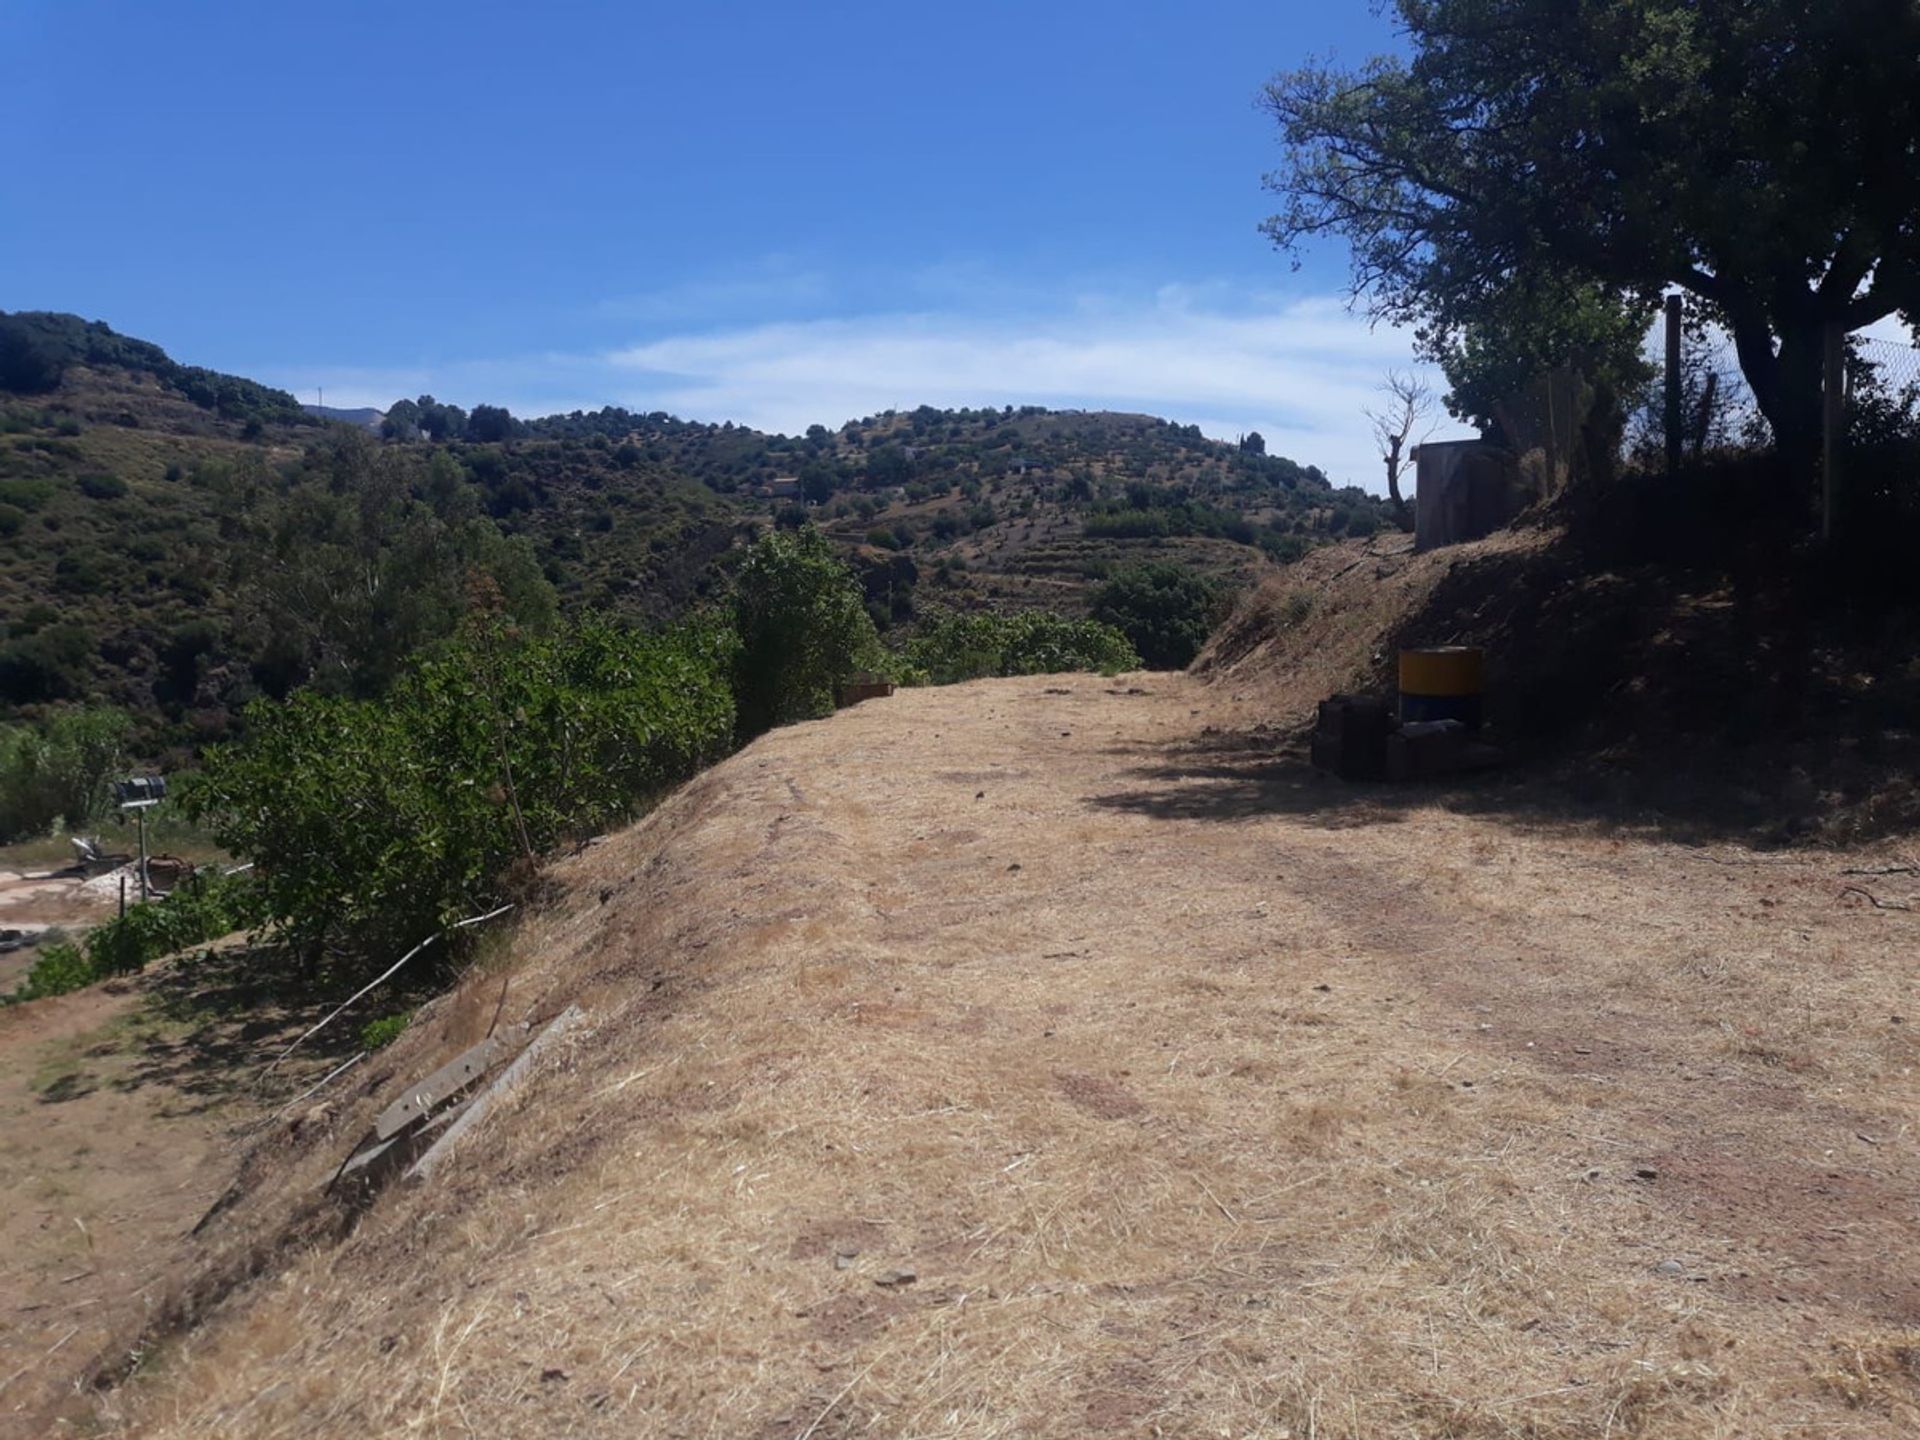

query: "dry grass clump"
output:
62 675 1920 1440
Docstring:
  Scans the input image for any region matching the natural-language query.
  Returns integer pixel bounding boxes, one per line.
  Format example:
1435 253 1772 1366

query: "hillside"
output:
0 368 746 750
7 516 1920 1435
525 402 1382 612
1 314 1390 745
19 665 1914 1440
300 404 383 430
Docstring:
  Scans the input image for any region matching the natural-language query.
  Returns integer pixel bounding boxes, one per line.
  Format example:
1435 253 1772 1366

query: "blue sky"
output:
1 1 1462 485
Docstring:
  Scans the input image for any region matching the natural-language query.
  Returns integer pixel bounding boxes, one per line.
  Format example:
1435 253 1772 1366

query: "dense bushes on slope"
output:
0 706 130 842
1090 562 1230 670
902 609 1139 683
0 311 309 425
188 615 738 971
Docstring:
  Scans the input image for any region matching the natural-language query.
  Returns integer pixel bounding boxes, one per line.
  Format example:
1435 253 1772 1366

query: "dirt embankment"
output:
1203 525 1920 843
31 656 1920 1440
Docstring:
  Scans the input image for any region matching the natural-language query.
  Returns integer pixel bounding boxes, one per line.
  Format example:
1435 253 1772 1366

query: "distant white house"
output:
757 476 803 500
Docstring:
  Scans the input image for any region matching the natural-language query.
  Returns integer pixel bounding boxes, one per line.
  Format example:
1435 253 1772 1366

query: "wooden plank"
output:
336 1094 477 1186
373 1033 508 1142
408 1006 586 1182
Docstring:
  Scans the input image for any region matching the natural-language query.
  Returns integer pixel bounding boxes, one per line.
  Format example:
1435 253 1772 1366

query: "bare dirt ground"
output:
0 865 119 994
69 672 1920 1439
0 947 344 1430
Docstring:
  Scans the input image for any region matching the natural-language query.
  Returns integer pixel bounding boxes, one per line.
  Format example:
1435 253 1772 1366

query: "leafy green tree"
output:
467 404 517 443
1091 563 1228 670
1261 1 1920 474
730 526 882 739
414 395 467 442
0 707 131 842
867 444 911 486
381 398 422 440
1422 274 1655 433
800 462 838 505
236 432 556 697
0 624 96 704
0 315 65 393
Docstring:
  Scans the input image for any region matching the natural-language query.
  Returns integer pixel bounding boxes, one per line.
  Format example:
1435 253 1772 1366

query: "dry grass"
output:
41 671 1920 1440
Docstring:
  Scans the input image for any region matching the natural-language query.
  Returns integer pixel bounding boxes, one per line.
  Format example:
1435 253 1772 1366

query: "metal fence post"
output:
1664 295 1684 476
1822 321 1846 542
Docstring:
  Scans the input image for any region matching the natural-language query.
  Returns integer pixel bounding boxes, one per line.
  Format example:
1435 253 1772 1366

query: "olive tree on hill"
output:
1262 0 1920 478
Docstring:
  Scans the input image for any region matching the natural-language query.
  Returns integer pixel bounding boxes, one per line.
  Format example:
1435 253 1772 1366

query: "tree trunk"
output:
1384 436 1412 530
1731 313 1824 485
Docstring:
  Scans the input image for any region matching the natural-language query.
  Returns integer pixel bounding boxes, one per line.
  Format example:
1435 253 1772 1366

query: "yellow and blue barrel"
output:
1398 646 1485 730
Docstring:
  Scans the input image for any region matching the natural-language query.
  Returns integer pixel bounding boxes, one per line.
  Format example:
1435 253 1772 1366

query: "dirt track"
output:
59 674 1920 1437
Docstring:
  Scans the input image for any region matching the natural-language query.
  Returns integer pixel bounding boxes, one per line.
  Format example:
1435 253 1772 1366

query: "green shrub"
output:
1090 563 1230 670
730 526 882 739
77 472 128 500
7 943 96 1002
360 1012 412 1050
79 867 261 977
0 477 55 511
0 707 131 842
190 616 736 969
3 868 262 1003
903 610 1139 685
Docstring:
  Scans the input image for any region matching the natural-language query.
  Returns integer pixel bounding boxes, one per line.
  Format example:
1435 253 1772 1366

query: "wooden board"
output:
372 1033 507 1142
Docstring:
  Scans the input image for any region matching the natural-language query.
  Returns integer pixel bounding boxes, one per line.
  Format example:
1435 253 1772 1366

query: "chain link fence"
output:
1629 309 1920 470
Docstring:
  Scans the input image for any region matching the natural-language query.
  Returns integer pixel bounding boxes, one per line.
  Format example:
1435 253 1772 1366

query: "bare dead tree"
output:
1365 371 1436 531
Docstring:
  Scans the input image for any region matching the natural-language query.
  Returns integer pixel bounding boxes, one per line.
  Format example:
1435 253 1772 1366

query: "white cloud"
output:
270 285 1471 492
604 290 1462 489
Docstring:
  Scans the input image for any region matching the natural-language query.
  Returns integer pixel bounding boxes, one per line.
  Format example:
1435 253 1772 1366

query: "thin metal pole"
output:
136 808 149 904
1664 294 1684 477
1822 321 1846 543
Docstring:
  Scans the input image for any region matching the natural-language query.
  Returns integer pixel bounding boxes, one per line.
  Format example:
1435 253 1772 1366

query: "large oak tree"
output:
1262 0 1920 472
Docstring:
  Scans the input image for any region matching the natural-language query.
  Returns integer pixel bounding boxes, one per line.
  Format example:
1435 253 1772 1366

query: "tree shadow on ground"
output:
112 944 363 1113
1085 724 1890 849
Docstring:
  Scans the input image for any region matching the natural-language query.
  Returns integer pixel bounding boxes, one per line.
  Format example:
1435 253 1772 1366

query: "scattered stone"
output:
1007 862 1022 872
1312 983 1331 993
873 1268 917 1288
541 1367 570 1383
1655 1260 1685 1277
975 790 985 799
1634 1167 1659 1182
833 1254 852 1271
